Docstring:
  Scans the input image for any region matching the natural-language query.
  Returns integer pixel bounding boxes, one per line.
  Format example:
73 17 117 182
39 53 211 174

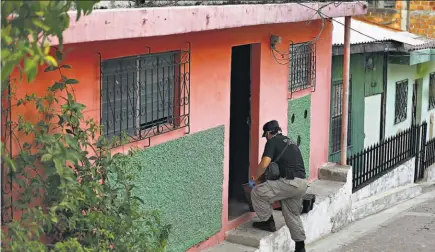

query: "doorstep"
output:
206 164 352 252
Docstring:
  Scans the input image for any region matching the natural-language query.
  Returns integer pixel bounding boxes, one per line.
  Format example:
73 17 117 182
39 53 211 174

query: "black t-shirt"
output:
262 134 306 179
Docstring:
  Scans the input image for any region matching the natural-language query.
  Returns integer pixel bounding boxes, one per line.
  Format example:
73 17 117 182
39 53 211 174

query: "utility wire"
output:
296 2 435 57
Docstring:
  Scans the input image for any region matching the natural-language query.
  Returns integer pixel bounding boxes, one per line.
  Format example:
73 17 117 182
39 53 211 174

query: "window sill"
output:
287 88 313 100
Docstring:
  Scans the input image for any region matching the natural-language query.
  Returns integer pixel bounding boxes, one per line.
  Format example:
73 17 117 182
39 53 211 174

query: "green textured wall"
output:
288 95 311 177
130 126 224 252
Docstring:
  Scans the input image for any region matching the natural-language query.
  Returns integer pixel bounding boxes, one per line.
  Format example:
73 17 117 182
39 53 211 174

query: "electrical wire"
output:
270 1 341 65
296 2 435 57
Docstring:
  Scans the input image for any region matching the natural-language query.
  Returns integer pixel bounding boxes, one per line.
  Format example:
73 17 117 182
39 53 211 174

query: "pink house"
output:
8 2 366 251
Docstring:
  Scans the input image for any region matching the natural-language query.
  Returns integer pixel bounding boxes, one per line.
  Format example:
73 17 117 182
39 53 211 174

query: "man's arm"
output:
256 156 271 179
255 141 274 181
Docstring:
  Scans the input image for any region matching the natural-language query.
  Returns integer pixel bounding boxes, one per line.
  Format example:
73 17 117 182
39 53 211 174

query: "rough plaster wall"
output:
352 158 415 202
288 95 311 178
130 126 225 252
424 164 435 182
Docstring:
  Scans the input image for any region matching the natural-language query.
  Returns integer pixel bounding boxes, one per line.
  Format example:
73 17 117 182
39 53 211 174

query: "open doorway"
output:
228 44 252 220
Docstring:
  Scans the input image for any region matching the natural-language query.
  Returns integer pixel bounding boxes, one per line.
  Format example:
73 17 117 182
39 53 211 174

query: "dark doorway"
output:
228 44 252 220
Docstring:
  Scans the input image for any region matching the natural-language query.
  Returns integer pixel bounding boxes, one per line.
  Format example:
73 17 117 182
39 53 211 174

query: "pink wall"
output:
11 19 333 251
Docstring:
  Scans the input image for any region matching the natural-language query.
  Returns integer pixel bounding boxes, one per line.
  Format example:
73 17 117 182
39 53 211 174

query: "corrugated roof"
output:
332 17 432 48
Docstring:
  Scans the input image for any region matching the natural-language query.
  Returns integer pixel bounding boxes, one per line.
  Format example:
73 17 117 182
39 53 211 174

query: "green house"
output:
329 18 435 163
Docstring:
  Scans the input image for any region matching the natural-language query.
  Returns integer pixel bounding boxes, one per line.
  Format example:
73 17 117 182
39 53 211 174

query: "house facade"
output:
6 3 367 251
330 17 435 163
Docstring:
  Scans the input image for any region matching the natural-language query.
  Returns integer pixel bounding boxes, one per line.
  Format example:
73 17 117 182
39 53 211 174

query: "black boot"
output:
252 215 276 232
295 241 305 252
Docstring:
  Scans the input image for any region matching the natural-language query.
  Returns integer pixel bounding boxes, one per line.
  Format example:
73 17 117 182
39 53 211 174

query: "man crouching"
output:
251 120 308 252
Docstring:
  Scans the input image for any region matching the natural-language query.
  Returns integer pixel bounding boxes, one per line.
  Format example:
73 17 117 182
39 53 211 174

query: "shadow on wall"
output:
288 95 311 177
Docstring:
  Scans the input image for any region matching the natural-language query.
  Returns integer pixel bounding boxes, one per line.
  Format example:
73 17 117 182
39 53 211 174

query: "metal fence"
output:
348 123 422 192
424 137 435 170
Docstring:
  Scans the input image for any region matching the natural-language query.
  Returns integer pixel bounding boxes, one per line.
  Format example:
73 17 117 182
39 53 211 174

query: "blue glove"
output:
248 180 256 188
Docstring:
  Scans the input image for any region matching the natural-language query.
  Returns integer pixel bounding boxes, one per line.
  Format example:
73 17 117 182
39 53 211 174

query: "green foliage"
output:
1 1 171 251
1 0 97 88
1 52 171 252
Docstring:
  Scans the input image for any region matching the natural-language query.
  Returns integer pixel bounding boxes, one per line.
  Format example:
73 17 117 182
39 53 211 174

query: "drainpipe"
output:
340 16 351 165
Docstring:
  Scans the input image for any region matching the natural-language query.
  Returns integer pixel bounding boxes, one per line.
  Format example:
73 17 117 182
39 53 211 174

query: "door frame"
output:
249 44 261 178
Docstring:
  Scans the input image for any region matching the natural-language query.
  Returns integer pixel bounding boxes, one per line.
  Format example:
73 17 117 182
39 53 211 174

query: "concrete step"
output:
319 163 350 183
225 179 347 249
203 241 257 252
418 181 435 194
351 183 422 222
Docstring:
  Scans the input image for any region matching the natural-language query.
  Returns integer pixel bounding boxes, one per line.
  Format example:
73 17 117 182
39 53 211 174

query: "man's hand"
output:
256 173 265 185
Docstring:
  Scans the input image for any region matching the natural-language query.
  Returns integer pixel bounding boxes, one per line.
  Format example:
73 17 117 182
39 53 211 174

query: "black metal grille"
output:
429 72 435 110
100 45 190 144
394 79 408 124
349 123 420 192
289 42 316 94
330 78 352 154
424 137 435 170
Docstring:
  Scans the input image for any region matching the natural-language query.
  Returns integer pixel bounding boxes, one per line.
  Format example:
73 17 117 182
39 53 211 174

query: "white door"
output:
364 94 382 147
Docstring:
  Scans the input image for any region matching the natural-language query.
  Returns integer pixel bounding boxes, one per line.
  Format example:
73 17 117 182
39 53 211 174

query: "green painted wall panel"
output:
288 95 311 177
130 126 225 252
329 55 369 162
364 53 384 97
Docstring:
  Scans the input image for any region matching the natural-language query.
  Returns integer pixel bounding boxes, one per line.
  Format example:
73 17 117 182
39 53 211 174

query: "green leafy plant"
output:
1 1 171 251
1 0 97 88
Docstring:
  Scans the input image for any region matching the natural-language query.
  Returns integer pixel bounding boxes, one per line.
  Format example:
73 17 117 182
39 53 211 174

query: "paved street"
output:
307 190 435 252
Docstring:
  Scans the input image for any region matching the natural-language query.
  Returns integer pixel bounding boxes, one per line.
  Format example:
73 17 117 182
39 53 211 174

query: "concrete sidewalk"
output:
307 189 435 252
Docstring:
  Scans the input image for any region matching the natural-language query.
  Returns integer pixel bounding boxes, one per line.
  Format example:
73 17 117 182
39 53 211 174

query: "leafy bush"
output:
1 1 171 251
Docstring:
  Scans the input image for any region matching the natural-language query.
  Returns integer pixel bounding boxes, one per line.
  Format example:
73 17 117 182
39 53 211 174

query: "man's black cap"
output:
262 120 280 137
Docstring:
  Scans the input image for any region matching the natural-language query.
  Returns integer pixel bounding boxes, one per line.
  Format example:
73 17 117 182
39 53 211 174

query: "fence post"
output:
420 122 427 179
414 124 421 182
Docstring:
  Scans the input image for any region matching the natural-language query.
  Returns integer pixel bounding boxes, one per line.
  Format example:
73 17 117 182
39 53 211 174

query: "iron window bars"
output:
429 72 435 110
289 41 316 95
394 79 408 124
100 44 190 146
330 77 352 154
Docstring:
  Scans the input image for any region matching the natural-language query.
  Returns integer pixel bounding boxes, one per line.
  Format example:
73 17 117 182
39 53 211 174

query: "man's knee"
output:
251 185 260 199
251 184 266 200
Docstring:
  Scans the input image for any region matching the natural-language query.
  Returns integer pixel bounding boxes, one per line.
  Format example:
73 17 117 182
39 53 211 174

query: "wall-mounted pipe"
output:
340 16 351 165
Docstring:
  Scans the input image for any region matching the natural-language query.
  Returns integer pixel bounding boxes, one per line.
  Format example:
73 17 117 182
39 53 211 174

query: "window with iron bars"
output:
289 42 316 93
367 0 396 8
101 50 190 142
429 72 435 110
330 78 352 154
394 79 408 124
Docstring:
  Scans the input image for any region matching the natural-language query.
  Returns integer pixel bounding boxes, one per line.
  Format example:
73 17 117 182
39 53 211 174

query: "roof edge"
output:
53 1 368 45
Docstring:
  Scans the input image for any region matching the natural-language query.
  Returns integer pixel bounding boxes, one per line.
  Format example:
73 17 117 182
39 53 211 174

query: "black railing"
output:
429 73 435 110
99 43 191 146
424 137 435 170
348 124 421 192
